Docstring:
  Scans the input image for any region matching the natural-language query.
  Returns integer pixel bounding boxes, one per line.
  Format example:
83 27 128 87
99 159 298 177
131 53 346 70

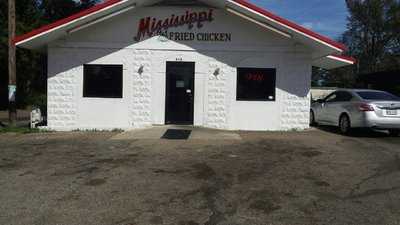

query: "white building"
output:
15 0 355 131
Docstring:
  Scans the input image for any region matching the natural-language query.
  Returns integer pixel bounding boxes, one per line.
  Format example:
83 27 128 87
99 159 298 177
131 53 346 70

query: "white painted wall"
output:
46 6 312 131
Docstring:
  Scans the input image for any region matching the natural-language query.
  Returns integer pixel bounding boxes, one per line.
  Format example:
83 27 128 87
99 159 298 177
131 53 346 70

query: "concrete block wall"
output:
205 60 231 129
281 94 310 130
131 50 153 128
47 48 79 130
48 47 133 131
47 71 78 129
47 46 312 131
280 54 311 130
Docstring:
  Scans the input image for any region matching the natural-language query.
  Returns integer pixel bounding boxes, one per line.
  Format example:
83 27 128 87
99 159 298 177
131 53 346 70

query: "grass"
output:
0 126 51 134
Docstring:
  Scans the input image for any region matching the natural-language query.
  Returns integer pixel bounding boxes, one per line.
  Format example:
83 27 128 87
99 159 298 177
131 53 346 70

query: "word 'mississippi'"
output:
134 9 214 41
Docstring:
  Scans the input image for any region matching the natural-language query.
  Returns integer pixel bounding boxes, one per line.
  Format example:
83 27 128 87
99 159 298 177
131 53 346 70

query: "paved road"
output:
0 128 400 225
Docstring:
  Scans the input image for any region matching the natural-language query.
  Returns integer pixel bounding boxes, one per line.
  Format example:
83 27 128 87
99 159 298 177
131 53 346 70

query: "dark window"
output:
335 91 353 102
356 91 399 101
237 67 276 101
83 64 123 98
324 93 337 103
324 91 353 103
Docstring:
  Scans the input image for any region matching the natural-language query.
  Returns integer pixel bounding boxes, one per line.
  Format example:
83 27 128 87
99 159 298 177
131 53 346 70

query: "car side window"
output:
335 91 353 102
343 92 353 101
324 93 337 103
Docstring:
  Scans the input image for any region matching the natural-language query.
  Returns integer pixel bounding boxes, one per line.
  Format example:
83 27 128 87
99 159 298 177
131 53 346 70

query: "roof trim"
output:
312 54 356 70
229 0 347 52
14 0 124 45
14 0 348 54
328 54 357 64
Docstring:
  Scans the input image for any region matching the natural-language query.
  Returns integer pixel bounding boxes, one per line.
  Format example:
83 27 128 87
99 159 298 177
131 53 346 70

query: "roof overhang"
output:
15 0 354 69
224 0 346 55
14 0 137 49
313 55 356 70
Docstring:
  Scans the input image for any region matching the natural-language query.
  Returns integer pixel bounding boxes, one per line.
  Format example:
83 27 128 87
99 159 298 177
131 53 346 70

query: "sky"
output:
249 0 349 39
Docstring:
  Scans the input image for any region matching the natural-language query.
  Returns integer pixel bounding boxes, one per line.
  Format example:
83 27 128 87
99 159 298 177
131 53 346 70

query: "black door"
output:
165 62 195 125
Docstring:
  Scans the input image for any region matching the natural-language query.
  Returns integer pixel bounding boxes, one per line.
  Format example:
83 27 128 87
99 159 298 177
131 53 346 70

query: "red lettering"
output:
197 12 207 28
245 73 265 81
188 12 198 29
208 9 214 22
134 17 151 41
134 9 214 41
162 18 170 29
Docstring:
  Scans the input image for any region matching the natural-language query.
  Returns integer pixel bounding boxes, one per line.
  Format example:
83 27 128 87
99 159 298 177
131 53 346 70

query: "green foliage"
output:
313 0 400 87
26 92 47 115
344 0 400 73
0 1 9 110
39 0 98 23
0 126 52 134
0 0 99 110
312 67 329 87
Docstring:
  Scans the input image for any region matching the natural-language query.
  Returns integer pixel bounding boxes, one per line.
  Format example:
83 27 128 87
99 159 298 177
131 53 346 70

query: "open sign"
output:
245 73 266 82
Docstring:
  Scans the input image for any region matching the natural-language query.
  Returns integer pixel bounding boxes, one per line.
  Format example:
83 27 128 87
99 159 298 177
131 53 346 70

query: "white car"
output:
311 89 400 136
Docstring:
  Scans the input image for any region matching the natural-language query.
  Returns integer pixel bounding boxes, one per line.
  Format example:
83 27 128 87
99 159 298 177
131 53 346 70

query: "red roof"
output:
14 0 347 52
14 0 122 44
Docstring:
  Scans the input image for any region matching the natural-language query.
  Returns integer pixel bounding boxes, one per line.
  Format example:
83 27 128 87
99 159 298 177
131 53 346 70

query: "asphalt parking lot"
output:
1 127 400 225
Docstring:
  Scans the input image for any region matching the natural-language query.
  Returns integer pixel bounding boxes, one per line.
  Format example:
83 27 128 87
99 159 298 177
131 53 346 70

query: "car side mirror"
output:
316 99 325 104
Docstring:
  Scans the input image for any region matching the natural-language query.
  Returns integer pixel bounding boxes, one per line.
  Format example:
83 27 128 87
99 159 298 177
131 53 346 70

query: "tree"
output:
343 0 400 74
8 0 16 125
0 1 9 110
0 0 99 110
312 0 400 87
39 0 99 22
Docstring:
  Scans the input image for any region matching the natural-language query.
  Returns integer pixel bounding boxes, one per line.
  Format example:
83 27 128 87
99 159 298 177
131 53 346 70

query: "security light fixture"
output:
214 68 221 77
138 65 144 74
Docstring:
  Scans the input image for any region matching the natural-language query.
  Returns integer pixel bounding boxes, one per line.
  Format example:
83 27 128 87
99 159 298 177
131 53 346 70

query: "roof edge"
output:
14 0 349 53
230 0 347 52
329 54 357 64
14 0 123 45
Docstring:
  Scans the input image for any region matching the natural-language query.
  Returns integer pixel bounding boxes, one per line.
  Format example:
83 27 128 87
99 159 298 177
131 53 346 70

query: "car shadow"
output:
313 125 393 138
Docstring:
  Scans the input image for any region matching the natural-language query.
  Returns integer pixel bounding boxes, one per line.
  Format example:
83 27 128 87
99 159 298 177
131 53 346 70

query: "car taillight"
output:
359 103 375 112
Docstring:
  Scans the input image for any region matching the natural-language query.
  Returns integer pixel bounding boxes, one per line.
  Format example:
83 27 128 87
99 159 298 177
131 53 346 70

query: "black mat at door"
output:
162 129 192 140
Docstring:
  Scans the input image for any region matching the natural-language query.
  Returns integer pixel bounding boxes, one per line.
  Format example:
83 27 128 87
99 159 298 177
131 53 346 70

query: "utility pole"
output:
8 0 17 126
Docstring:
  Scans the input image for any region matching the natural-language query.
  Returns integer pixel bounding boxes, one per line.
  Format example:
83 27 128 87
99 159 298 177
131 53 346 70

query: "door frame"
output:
165 61 195 125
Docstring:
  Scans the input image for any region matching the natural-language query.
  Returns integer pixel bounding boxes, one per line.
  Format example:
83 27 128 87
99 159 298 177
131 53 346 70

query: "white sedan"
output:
311 89 400 136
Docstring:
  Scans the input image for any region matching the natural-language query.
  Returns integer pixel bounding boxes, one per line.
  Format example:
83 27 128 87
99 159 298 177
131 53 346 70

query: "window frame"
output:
83 64 124 99
356 91 400 101
324 91 353 103
324 93 337 103
236 67 277 102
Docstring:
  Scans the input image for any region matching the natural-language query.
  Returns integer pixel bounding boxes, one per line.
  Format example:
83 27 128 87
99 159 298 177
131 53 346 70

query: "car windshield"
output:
356 91 400 101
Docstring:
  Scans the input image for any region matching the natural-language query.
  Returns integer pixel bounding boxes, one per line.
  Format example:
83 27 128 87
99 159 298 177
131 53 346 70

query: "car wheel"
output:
389 129 400 137
339 114 351 135
310 110 317 126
